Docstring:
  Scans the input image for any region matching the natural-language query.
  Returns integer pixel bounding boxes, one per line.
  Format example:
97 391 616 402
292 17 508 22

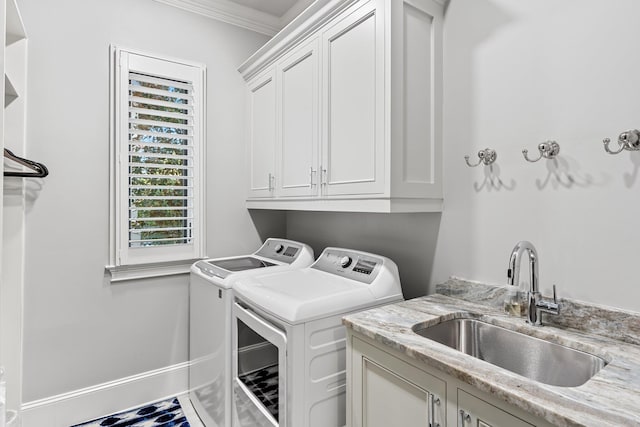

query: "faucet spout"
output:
507 241 559 326
507 240 538 294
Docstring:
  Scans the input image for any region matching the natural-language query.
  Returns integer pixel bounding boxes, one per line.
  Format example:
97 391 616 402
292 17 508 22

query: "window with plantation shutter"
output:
109 47 206 278
128 72 194 248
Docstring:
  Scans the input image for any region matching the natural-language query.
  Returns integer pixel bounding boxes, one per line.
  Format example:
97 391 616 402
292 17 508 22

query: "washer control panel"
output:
254 238 303 264
312 248 382 284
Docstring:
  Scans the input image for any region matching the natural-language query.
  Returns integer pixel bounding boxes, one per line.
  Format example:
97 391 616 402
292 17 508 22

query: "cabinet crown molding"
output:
237 0 446 81
153 0 282 36
237 0 357 80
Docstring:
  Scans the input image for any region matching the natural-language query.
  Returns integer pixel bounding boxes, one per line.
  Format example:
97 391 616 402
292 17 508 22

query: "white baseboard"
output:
20 362 190 427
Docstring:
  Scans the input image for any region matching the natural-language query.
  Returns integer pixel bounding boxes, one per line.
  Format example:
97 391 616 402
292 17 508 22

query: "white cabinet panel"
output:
323 0 384 196
458 389 534 427
350 337 445 427
390 0 443 199
362 359 429 427
247 70 277 198
278 39 319 197
403 3 433 184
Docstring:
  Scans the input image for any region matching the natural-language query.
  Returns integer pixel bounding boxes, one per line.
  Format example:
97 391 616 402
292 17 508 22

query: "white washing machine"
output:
189 238 314 427
230 247 404 427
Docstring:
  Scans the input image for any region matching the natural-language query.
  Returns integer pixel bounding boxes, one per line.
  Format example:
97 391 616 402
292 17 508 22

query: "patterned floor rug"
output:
238 364 279 421
70 397 190 427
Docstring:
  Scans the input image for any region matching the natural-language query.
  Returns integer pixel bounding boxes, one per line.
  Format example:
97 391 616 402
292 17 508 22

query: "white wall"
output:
18 0 282 404
432 0 640 312
290 0 640 313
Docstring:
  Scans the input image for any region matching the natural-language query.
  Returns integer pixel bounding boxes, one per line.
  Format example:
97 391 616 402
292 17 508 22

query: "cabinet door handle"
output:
429 395 441 427
309 167 317 187
268 173 275 192
459 409 471 425
321 168 327 186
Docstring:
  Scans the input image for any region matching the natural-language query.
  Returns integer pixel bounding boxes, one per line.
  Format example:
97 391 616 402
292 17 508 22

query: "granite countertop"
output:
343 279 640 427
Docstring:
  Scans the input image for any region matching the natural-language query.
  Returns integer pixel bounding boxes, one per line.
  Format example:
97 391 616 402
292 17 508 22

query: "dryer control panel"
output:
311 248 383 284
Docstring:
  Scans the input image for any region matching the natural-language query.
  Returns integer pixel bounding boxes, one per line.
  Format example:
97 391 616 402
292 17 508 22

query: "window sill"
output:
106 259 203 283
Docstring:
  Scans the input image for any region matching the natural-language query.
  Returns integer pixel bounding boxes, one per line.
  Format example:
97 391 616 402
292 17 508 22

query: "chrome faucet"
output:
507 241 560 326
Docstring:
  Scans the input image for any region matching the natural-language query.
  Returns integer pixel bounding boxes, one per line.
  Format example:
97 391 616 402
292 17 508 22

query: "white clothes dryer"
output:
189 238 314 427
230 247 403 427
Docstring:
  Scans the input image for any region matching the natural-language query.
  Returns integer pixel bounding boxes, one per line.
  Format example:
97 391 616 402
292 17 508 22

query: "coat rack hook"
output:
464 148 497 167
603 129 640 155
523 141 560 163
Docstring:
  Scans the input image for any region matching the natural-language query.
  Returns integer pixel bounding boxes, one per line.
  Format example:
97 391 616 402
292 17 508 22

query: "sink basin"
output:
413 318 607 387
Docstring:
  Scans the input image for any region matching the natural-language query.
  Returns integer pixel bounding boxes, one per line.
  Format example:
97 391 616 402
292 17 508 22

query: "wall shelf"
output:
4 0 26 108
4 75 17 107
5 0 26 44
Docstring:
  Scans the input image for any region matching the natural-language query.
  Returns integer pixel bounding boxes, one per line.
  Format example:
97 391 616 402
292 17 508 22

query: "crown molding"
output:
153 0 282 36
237 0 351 79
155 0 448 59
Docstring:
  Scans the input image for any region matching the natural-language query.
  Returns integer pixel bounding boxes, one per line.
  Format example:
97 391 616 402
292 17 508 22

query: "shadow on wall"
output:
248 209 287 242
285 211 441 299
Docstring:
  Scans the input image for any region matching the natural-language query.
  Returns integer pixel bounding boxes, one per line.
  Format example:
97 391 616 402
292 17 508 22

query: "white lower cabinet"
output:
350 336 445 427
457 390 533 427
347 334 554 427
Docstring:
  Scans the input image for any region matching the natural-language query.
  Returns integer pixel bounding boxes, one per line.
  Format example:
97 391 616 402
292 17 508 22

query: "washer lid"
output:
233 269 387 324
208 256 275 272
194 256 277 280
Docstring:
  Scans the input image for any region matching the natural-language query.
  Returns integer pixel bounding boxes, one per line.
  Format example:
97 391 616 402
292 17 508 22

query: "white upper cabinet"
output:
239 0 444 212
247 69 277 198
322 0 384 197
390 0 443 202
277 39 320 197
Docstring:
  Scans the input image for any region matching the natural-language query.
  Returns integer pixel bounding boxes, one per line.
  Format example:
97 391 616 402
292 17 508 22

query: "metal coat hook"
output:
465 148 497 167
602 129 640 155
523 141 560 163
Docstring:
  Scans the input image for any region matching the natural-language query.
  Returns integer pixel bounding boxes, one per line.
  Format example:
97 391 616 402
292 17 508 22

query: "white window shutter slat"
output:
127 72 195 249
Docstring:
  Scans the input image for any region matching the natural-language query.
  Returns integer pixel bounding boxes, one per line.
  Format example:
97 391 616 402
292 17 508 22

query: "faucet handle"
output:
537 284 560 316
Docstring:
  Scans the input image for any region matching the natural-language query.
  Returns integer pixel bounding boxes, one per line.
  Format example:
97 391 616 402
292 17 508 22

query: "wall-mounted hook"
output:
464 148 497 167
602 129 640 155
523 141 560 163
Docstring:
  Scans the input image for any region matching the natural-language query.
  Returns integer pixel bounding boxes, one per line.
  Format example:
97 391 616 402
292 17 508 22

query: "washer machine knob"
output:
274 244 284 253
339 256 352 268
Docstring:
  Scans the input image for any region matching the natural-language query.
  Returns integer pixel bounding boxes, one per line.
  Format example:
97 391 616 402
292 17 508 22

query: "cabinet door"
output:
247 69 277 198
322 0 385 196
277 39 320 197
350 337 445 427
458 389 534 427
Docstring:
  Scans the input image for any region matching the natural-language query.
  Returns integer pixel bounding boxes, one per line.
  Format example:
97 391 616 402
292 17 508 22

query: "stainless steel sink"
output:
413 318 607 387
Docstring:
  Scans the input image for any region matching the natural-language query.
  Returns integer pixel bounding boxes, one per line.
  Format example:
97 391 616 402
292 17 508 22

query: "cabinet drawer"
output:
458 389 534 427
